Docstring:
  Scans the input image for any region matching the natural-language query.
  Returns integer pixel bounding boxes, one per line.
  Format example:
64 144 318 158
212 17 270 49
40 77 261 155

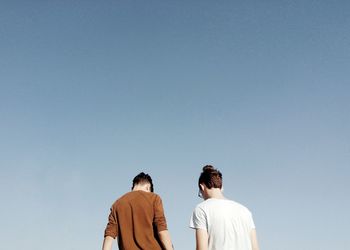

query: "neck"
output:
206 188 225 200
132 184 149 192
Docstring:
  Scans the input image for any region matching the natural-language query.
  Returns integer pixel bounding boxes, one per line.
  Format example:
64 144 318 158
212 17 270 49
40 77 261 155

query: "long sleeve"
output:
104 205 119 239
153 196 168 232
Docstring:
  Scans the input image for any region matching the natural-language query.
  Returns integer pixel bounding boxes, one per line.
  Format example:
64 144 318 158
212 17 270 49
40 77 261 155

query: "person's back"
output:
191 198 255 250
190 165 259 250
106 190 167 249
102 172 173 250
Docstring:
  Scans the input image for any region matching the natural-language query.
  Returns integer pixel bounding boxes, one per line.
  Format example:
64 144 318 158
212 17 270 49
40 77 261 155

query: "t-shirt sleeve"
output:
246 210 256 230
153 195 168 232
189 206 207 230
104 205 119 239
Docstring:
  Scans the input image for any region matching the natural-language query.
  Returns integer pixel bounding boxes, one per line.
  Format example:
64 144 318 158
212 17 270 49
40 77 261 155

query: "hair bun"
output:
203 165 215 172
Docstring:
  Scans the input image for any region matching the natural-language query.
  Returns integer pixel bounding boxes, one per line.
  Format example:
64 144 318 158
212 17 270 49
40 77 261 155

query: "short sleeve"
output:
189 206 207 230
246 210 256 230
104 205 119 238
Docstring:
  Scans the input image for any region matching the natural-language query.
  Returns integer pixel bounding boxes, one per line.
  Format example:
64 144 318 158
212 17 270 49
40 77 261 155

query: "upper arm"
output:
190 207 207 230
250 229 260 250
195 228 208 250
190 206 208 250
104 206 119 239
154 196 167 232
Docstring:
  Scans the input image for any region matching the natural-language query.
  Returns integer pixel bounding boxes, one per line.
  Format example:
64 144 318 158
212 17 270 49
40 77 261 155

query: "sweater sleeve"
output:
104 205 119 239
153 195 168 232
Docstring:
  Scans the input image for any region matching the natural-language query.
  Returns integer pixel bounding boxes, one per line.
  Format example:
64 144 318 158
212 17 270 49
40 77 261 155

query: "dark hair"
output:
132 172 154 192
198 165 222 189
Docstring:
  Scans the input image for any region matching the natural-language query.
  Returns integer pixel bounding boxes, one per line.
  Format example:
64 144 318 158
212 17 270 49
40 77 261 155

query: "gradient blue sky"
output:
1 1 349 249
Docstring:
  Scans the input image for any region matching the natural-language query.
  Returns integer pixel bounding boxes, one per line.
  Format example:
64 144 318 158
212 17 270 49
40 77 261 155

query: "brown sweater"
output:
104 190 168 250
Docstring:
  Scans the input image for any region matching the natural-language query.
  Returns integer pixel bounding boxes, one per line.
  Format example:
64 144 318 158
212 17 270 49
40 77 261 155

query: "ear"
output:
145 183 151 192
199 183 205 191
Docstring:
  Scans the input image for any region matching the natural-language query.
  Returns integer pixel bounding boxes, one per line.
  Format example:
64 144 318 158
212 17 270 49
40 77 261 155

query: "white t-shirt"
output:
190 198 255 250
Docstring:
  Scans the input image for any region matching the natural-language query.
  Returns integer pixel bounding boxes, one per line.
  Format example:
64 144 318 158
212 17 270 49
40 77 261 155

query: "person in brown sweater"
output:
102 172 173 250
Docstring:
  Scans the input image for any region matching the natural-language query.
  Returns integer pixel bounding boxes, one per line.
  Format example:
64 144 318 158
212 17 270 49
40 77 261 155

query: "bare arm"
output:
195 229 208 250
158 230 173 250
250 229 260 250
102 236 114 250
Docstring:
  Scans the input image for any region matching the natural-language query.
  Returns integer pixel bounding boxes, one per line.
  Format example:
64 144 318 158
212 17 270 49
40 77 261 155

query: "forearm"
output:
158 230 173 250
102 236 114 250
196 229 208 250
250 229 260 250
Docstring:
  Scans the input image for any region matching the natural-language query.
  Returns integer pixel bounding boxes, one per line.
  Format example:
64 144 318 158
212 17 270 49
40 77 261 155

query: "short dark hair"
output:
132 172 154 192
198 165 222 189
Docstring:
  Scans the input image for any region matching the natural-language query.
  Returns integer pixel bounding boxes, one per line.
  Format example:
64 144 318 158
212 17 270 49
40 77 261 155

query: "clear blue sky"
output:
1 1 349 249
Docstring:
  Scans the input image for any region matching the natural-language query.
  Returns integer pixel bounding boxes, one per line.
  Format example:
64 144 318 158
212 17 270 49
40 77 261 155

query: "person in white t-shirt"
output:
190 165 260 250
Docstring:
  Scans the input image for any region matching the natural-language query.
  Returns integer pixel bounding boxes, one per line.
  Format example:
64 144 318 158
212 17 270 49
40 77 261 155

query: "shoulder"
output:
111 191 141 206
196 198 224 208
229 199 253 216
150 192 163 204
193 200 210 213
109 192 131 208
131 191 163 204
140 191 162 200
142 192 165 209
116 191 134 202
111 191 163 208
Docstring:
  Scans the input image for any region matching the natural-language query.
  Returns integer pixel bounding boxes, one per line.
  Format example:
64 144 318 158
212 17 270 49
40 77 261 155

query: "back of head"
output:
198 165 223 189
132 172 154 192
